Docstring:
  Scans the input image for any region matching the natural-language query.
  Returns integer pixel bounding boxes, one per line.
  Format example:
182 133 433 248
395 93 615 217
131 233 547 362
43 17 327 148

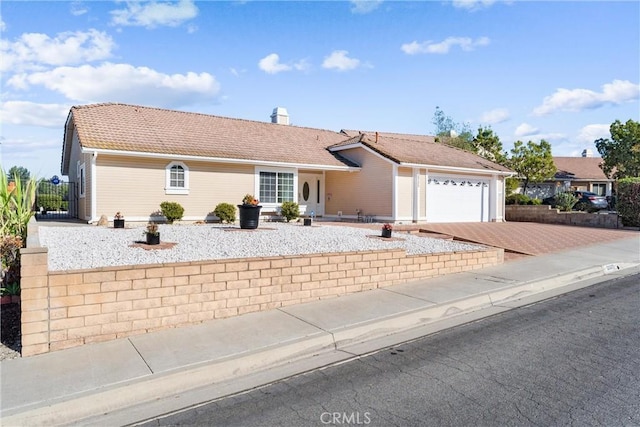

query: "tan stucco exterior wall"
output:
397 167 414 219
95 156 254 221
325 148 393 219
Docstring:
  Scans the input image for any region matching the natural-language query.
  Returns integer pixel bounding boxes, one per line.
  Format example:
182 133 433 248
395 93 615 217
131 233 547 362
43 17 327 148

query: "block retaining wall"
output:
20 227 503 357
505 205 620 228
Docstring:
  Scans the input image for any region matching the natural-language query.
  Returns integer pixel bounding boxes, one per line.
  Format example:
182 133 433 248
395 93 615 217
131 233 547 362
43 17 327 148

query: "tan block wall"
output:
21 246 503 356
505 205 621 228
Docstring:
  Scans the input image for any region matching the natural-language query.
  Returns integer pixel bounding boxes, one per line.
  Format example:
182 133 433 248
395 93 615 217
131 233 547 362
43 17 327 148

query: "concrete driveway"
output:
328 220 638 260
409 222 638 257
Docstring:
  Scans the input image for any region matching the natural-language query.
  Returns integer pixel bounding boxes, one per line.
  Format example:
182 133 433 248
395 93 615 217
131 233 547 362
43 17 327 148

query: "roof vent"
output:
270 107 289 125
582 148 593 157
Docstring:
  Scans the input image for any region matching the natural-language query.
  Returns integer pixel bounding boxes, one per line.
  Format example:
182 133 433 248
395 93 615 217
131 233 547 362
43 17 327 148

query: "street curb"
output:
3 263 639 427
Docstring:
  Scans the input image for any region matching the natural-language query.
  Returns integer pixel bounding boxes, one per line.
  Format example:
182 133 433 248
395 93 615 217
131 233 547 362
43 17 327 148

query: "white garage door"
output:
426 176 489 222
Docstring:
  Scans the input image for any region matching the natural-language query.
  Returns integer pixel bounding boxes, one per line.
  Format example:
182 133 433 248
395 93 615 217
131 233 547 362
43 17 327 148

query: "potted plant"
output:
381 223 393 238
238 194 262 229
114 212 125 228
144 222 160 245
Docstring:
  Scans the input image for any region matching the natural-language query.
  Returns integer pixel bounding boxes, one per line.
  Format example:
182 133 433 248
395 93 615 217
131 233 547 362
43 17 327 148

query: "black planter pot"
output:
146 233 160 245
114 219 125 228
381 228 392 238
238 204 262 229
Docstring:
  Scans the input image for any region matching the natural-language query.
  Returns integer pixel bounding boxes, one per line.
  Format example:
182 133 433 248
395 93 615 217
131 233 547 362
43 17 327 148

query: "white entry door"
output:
298 174 322 216
426 175 489 222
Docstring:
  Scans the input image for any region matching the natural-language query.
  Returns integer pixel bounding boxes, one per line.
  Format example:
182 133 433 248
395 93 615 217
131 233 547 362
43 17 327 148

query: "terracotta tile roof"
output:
553 157 611 180
68 103 354 168
330 132 512 173
64 103 511 174
341 129 437 144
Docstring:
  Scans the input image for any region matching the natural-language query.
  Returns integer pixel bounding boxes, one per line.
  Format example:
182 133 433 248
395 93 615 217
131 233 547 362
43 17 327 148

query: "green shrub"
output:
36 194 62 211
1 235 22 291
617 178 640 227
529 198 542 205
213 202 236 224
505 193 532 205
280 201 300 222
553 191 578 212
1 168 36 242
160 201 184 224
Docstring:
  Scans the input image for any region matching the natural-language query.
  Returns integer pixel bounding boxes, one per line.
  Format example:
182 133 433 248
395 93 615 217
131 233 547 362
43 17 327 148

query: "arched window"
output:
165 161 189 195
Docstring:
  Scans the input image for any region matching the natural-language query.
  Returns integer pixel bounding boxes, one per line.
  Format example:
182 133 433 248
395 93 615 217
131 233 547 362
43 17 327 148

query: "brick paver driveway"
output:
415 222 638 256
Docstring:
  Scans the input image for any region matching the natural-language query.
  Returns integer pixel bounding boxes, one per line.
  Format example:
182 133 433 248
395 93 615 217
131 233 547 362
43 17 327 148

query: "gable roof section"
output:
330 132 512 174
64 103 358 172
553 157 610 181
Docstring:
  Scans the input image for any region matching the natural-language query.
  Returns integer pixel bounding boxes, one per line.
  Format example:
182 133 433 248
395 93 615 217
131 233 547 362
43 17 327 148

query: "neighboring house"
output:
522 150 614 199
61 103 513 224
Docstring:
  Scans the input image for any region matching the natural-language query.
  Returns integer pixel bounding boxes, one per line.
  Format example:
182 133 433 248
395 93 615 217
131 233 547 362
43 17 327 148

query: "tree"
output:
508 140 556 196
473 126 507 164
595 119 640 179
7 166 30 183
431 107 475 152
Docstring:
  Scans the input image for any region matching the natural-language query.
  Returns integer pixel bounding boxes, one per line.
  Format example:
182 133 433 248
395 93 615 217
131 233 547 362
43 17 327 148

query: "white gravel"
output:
38 223 483 271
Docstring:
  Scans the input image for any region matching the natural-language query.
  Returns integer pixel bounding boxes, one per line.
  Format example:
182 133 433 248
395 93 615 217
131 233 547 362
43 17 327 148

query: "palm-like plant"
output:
1 168 37 242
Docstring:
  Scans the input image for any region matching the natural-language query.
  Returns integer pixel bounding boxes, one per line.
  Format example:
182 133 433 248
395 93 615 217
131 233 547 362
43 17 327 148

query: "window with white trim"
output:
165 161 189 195
259 171 294 203
592 183 606 196
78 163 86 198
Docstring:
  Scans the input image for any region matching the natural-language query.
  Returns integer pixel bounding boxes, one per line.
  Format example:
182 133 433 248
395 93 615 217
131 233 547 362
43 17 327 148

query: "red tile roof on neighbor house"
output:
330 132 513 173
553 157 611 181
63 103 512 174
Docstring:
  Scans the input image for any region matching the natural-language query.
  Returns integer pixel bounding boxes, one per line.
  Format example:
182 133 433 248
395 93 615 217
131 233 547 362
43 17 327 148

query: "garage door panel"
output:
426 177 488 222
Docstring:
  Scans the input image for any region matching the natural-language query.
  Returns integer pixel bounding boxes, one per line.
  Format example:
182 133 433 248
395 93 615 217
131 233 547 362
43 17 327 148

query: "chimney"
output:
582 149 593 157
270 107 289 125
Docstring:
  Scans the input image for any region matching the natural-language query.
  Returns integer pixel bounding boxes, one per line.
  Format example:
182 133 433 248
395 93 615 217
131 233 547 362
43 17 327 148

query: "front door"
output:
298 173 322 217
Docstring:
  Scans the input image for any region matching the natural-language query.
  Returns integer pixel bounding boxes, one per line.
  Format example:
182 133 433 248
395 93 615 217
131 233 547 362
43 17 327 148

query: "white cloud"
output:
258 53 292 74
350 0 383 14
0 29 115 72
514 123 539 137
70 1 88 16
401 36 490 55
8 63 221 108
322 50 361 71
0 101 70 128
479 108 509 124
110 0 199 28
258 54 309 74
577 124 610 144
533 79 640 116
1 19 6 32
452 0 497 11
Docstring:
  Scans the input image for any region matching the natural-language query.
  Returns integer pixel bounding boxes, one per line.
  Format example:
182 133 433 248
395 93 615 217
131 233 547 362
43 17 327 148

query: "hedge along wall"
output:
20 236 503 357
505 205 621 229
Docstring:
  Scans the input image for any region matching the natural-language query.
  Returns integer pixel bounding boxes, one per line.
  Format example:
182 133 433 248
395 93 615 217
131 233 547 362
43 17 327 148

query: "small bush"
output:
553 192 579 212
505 193 532 205
213 203 236 224
37 194 62 211
160 201 184 224
617 178 640 227
529 198 542 205
280 201 300 222
1 235 22 290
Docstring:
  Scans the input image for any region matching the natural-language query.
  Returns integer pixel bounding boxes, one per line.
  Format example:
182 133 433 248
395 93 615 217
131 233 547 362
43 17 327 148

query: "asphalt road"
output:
139 273 640 427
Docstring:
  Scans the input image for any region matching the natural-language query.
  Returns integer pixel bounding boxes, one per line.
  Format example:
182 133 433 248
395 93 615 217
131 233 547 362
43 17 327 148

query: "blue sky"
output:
1 0 639 180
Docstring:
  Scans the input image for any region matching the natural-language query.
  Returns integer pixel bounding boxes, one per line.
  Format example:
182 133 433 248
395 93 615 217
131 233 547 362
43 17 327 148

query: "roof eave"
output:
81 148 361 171
399 162 515 176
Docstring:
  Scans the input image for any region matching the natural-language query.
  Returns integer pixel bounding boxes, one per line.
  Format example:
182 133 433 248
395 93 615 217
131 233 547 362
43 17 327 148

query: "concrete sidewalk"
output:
1 236 638 426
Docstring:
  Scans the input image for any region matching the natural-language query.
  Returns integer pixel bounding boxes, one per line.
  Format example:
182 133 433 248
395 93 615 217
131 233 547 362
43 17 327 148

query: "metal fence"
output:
34 178 78 220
